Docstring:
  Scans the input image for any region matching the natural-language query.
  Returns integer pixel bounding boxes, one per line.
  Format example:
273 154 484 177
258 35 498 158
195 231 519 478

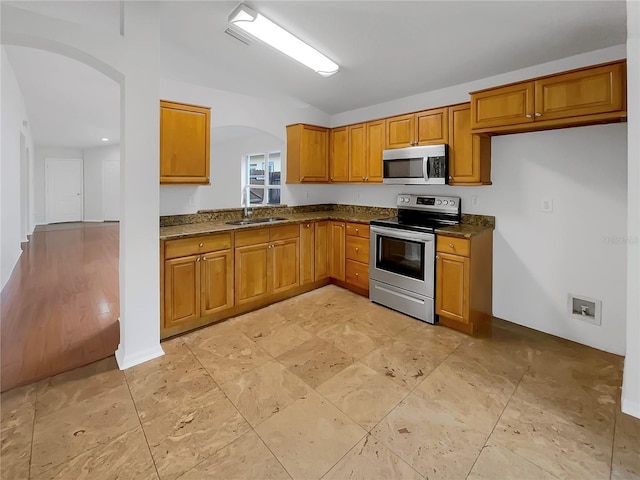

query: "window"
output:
246 151 281 205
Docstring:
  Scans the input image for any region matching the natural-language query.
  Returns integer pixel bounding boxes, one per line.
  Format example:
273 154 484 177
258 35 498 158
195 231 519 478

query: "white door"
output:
46 158 84 223
102 159 120 221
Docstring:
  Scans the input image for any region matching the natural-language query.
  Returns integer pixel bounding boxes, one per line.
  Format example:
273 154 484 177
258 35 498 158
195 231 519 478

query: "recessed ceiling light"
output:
228 3 339 77
101 138 109 142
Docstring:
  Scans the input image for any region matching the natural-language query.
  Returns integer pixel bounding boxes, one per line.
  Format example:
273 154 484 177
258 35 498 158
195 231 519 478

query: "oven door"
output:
369 226 435 297
382 157 427 184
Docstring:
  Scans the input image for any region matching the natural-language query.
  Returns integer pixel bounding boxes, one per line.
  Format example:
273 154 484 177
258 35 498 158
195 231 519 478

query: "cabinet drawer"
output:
436 236 470 257
165 233 232 259
346 236 369 263
270 224 299 241
346 223 369 239
235 228 269 247
346 260 369 290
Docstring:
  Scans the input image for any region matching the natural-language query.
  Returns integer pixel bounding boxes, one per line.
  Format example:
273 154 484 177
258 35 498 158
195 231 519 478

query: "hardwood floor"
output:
1 222 120 392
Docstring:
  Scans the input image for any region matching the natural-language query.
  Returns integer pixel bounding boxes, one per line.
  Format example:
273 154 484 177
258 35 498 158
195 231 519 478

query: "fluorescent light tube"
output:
229 3 339 77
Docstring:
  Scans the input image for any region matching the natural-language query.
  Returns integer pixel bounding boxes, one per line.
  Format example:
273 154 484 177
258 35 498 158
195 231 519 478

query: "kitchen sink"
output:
226 217 287 226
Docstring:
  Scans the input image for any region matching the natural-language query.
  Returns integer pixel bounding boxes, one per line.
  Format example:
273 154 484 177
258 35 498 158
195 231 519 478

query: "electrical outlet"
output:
471 196 480 207
541 198 553 212
356 191 362 200
305 192 309 200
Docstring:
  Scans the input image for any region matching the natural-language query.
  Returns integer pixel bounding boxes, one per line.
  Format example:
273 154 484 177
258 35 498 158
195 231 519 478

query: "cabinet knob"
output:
305 223 310 228
355 229 359 233
202 257 207 261
449 243 454 248
355 272 359 277
436 255 440 259
199 242 204 247
301 176 306 181
365 177 369 181
196 257 201 262
535 112 542 117
355 247 359 253
330 177 334 181
525 114 532 118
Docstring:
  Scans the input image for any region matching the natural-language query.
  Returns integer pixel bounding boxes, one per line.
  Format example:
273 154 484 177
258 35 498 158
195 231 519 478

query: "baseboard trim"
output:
621 395 640 419
115 344 165 370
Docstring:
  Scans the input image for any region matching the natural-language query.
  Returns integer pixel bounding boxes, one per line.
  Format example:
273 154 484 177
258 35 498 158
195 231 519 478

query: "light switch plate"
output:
541 198 553 212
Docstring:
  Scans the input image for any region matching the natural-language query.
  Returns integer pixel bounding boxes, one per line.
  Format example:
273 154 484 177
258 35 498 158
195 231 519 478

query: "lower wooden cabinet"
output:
300 221 330 285
435 231 493 335
329 221 346 281
163 232 233 331
314 221 330 281
235 225 299 305
344 223 369 292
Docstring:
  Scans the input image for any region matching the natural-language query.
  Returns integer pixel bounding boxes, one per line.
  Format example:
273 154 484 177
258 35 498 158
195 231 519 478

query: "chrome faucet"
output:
241 186 253 218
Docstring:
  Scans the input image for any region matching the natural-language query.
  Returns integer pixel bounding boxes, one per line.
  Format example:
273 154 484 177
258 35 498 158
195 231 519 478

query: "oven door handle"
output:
370 226 434 243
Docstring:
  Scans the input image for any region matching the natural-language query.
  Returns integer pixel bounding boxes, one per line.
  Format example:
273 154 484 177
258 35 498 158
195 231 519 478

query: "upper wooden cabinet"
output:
160 100 211 185
385 107 448 149
286 124 329 183
329 127 349 183
470 60 626 134
448 103 491 186
347 123 366 182
365 120 385 183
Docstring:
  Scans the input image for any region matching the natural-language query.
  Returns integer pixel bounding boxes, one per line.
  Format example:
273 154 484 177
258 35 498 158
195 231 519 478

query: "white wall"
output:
83 144 120 221
159 78 329 214
622 0 639 418
33 146 83 224
1 47 34 290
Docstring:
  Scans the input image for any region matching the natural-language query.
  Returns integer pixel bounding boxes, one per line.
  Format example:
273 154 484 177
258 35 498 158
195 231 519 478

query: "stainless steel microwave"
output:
382 144 448 185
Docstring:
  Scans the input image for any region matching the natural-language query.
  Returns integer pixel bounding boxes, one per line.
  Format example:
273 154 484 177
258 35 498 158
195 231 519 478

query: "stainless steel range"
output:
369 194 461 323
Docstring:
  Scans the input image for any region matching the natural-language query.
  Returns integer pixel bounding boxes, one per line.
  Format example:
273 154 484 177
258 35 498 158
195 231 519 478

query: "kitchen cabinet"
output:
347 123 366 182
385 107 448 149
448 103 492 186
286 124 329 183
435 231 492 335
160 100 211 185
365 120 384 182
470 60 626 134
162 232 233 331
235 225 299 305
329 221 346 281
300 221 330 285
345 223 370 292
329 127 349 182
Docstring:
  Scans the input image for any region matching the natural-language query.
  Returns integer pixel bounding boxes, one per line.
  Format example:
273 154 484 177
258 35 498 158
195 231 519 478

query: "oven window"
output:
384 158 424 178
376 235 425 280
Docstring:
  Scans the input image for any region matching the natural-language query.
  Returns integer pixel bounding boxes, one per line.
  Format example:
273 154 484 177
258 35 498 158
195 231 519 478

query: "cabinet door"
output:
164 255 201 328
534 62 625 121
448 104 492 185
436 252 470 324
201 250 233 316
300 125 329 182
235 243 269 305
329 221 346 281
348 124 367 182
471 82 535 129
330 127 349 182
385 113 414 149
415 107 448 145
299 223 315 285
314 221 330 281
271 238 300 294
160 101 210 185
365 120 384 183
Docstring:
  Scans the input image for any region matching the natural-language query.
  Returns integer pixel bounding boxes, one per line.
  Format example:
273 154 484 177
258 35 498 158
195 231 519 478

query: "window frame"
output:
245 150 281 206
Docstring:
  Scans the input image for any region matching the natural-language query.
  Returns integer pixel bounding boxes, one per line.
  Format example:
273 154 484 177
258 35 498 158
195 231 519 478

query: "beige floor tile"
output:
0 415 33 480
30 383 139 477
277 337 353 388
414 356 517 434
371 393 487 480
315 319 391 360
349 305 417 338
124 338 218 422
489 395 613 479
255 391 366 480
220 360 310 427
30 427 158 480
254 323 315 358
359 339 453 389
0 384 36 429
230 307 288 339
452 339 527 384
316 362 409 430
142 387 250 480
395 320 465 350
183 322 273 384
323 433 424 480
467 443 559 480
177 430 291 480
612 409 640 480
36 356 125 417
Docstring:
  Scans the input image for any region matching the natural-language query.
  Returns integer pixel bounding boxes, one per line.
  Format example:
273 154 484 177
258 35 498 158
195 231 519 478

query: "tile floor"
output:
1 285 639 480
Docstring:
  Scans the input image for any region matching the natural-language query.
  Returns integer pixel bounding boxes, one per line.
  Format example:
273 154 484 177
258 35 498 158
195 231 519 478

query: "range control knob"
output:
449 200 456 207
436 199 442 205
402 197 409 203
442 200 449 205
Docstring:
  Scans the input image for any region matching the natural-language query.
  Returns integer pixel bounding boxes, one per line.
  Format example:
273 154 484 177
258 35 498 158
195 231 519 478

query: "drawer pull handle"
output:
355 247 359 253
199 243 204 247
355 229 359 234
449 243 454 248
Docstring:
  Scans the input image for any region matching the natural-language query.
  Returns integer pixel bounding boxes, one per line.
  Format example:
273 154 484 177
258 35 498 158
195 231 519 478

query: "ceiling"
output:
2 1 627 149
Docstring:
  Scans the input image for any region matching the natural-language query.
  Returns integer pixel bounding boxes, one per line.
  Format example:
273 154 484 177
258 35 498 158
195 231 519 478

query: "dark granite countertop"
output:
435 224 494 238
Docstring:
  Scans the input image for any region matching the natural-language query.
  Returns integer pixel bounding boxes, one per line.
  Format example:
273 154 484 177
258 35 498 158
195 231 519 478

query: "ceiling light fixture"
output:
101 138 109 142
228 3 339 77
